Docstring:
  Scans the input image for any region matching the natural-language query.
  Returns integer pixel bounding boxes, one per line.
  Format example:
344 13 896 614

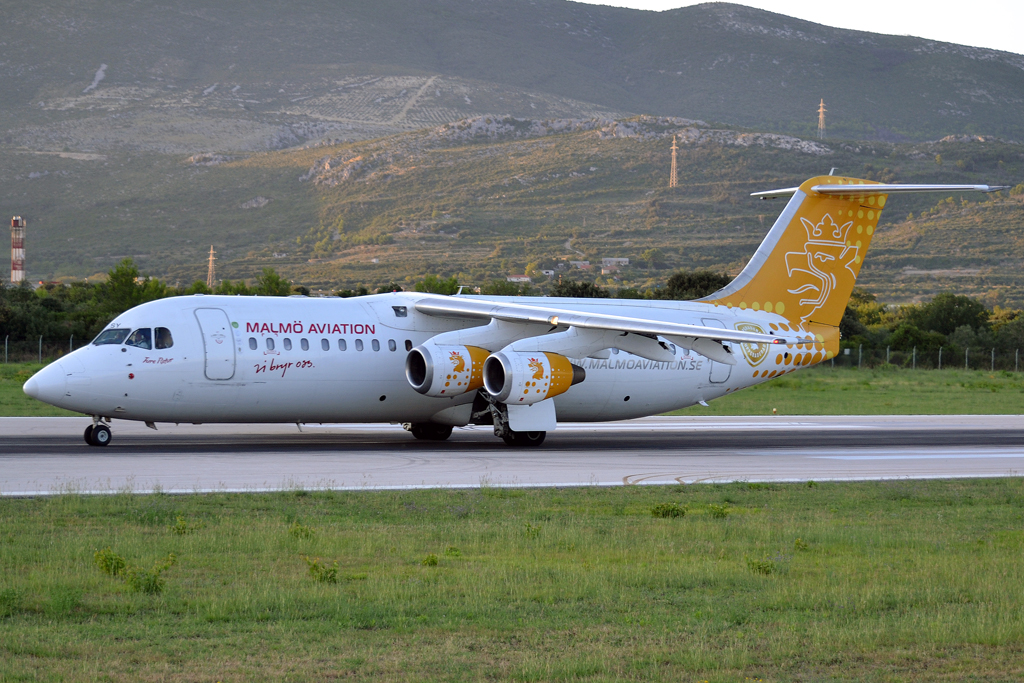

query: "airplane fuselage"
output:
29 291 818 426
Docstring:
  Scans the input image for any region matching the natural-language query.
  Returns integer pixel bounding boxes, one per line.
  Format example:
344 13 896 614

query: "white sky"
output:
577 1 1024 56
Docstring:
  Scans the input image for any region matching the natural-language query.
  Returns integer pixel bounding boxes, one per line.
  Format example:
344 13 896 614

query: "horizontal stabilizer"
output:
752 183 1009 200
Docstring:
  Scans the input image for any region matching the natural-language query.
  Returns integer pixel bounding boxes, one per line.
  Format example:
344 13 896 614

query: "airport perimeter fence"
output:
831 345 1022 372
3 336 86 364
2 336 1022 372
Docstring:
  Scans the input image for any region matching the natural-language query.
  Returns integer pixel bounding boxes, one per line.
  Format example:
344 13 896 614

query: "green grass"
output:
673 366 1024 416
0 363 81 416
1 481 1023 681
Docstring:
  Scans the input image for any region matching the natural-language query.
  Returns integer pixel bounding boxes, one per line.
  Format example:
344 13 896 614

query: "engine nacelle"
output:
406 343 489 397
483 351 585 405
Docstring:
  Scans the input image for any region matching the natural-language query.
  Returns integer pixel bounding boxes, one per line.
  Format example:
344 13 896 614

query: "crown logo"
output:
800 214 853 246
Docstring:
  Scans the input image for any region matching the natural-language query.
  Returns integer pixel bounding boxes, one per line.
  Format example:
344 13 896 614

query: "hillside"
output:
2 0 1024 154
4 115 1022 305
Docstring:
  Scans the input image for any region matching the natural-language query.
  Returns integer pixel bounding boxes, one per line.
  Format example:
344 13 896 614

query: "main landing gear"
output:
502 430 546 447
408 423 454 441
84 419 112 447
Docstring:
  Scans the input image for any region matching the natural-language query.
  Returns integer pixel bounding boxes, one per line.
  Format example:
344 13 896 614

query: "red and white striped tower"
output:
11 216 25 284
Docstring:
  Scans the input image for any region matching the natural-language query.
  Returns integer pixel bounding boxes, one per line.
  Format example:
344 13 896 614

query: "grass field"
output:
0 363 80 417
4 362 1023 418
1 480 1023 681
671 366 1024 416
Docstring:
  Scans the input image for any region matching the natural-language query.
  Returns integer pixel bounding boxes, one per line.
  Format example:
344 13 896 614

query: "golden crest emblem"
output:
449 351 466 373
735 322 768 366
528 358 545 380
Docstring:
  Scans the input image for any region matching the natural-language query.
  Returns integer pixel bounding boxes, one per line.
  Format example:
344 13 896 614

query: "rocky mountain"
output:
3 0 1023 155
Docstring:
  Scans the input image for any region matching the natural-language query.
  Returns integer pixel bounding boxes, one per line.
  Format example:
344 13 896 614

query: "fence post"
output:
4 335 7 364
886 346 890 364
70 335 74 354
939 346 943 370
992 347 995 372
38 336 42 364
965 347 969 370
912 346 916 370
1017 349 1019 373
858 344 862 370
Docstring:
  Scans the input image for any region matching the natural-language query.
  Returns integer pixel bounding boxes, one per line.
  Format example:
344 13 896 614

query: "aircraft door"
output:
700 318 732 383
194 308 236 380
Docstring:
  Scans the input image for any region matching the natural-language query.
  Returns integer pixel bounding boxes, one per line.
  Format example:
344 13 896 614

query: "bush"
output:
747 555 777 576
94 547 127 577
444 546 462 557
124 554 177 594
708 504 730 519
169 516 201 535
303 556 339 583
289 522 316 540
651 503 686 518
421 554 439 567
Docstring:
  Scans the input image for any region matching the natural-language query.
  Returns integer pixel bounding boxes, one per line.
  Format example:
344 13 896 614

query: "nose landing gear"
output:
84 419 112 447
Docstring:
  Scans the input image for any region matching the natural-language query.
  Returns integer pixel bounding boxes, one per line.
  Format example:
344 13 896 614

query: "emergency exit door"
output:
194 308 236 380
701 318 733 383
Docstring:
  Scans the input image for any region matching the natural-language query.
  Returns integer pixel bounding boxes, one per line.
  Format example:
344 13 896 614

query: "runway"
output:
2 415 1023 495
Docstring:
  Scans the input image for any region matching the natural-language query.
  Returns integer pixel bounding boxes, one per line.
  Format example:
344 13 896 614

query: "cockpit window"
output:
92 328 131 346
155 327 174 349
125 328 153 350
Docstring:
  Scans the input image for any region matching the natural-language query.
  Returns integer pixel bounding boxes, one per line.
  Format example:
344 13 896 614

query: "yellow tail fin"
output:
701 175 886 328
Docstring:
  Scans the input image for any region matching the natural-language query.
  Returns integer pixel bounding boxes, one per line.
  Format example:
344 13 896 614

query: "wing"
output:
414 295 792 365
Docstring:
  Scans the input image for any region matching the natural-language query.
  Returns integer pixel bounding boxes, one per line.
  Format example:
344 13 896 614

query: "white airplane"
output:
24 175 1006 447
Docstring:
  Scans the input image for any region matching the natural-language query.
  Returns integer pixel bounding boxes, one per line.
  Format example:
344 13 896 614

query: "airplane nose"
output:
23 363 68 405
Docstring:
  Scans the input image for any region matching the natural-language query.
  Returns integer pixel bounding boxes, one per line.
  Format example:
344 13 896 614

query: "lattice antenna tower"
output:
11 216 25 284
206 245 216 289
817 99 827 139
669 135 679 188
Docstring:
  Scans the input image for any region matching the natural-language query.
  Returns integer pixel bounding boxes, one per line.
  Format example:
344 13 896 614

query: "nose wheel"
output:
84 423 112 447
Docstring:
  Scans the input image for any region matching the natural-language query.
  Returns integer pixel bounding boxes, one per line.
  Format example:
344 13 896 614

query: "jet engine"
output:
483 351 585 405
406 343 490 397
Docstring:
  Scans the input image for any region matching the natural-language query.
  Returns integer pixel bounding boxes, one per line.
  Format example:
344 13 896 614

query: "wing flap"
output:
414 296 790 347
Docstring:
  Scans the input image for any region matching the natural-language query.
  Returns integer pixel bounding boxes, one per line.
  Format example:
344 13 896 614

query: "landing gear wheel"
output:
83 425 95 445
409 423 454 441
502 430 546 448
89 424 112 447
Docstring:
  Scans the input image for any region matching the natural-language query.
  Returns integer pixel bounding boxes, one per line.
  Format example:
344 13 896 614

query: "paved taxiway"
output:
2 415 1022 495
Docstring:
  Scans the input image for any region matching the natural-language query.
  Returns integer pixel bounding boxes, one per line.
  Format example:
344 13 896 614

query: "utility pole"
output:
668 135 678 188
206 245 216 289
817 99 827 140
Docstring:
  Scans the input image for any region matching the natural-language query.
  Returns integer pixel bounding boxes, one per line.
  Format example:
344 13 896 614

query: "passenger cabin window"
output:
405 340 413 352
388 339 397 352
92 329 131 346
338 339 347 351
321 338 329 351
249 338 258 350
125 328 153 350
266 338 275 351
283 338 292 351
355 339 364 351
300 338 309 351
372 339 380 352
155 327 174 349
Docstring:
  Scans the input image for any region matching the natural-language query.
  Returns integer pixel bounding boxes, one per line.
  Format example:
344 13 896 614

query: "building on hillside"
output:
601 257 629 267
569 260 591 270
541 269 555 277
506 275 532 283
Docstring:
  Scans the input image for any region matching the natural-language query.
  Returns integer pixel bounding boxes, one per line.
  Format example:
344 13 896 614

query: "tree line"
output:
3 260 1021 359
